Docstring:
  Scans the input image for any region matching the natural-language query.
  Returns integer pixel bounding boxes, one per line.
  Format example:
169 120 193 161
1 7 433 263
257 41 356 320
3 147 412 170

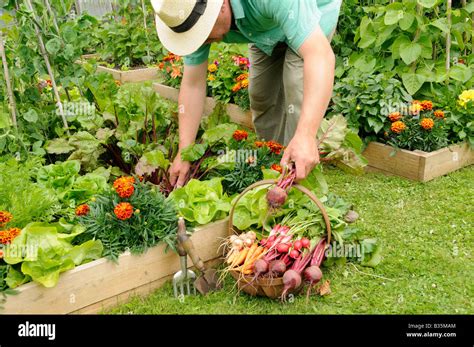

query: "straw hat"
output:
151 0 224 56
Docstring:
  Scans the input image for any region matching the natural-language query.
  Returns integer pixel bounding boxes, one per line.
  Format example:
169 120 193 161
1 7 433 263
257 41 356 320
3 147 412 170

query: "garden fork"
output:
172 218 196 298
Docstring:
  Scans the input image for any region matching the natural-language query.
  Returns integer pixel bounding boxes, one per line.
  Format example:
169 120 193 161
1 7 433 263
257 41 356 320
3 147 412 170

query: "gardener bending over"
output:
151 0 342 186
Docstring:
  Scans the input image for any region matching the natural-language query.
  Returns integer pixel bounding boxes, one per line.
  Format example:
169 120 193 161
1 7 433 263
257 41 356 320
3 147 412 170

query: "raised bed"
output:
76 55 160 83
153 82 253 129
2 219 228 314
96 65 160 83
362 142 473 182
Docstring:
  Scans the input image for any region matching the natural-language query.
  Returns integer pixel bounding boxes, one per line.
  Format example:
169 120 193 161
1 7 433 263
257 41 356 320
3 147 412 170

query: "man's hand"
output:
281 132 320 181
169 153 191 188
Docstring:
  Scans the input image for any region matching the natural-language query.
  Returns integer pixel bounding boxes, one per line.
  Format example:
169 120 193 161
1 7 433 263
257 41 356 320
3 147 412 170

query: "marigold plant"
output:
384 100 448 152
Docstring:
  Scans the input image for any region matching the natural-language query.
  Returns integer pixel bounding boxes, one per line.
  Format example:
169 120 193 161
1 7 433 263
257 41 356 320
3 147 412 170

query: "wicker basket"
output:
228 179 332 299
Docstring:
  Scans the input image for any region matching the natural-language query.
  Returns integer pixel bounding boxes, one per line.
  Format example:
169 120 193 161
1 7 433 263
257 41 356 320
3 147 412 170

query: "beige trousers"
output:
248 31 335 146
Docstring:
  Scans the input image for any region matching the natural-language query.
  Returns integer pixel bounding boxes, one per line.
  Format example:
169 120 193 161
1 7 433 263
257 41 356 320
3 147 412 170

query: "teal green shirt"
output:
184 0 342 66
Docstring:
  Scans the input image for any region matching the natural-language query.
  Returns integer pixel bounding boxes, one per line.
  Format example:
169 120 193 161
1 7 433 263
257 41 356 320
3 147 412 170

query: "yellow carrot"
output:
232 248 249 267
244 243 258 262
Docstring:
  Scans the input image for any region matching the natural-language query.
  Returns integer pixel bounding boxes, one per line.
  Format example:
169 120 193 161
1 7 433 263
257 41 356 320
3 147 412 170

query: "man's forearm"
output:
296 33 336 139
177 64 208 152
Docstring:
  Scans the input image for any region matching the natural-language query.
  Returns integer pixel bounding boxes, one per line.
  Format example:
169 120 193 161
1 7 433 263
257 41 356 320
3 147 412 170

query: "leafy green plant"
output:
76 178 178 260
352 0 473 94
168 177 231 226
0 157 59 227
330 72 412 139
97 0 163 69
3 222 103 288
36 160 109 213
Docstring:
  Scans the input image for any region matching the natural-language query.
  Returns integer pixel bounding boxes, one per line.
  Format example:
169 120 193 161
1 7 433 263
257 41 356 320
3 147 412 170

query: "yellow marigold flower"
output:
208 74 216 82
409 103 423 115
420 118 434 130
458 89 474 107
241 79 249 88
434 110 445 119
388 112 402 122
391 121 406 134
208 63 217 73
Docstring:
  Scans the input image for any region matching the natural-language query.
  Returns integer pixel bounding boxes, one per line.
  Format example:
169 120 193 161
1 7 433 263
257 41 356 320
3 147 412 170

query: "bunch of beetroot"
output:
252 224 327 301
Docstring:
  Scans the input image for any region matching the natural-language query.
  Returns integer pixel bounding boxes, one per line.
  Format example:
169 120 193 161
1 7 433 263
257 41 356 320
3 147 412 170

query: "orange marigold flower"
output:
0 249 3 259
388 112 402 122
236 73 248 82
0 211 13 227
138 176 144 182
0 231 10 244
391 121 406 134
434 110 445 119
271 164 283 173
241 79 249 88
233 130 248 141
7 227 21 240
420 100 433 111
158 62 165 70
420 118 434 130
232 82 242 92
0 228 21 245
113 177 135 190
75 204 90 216
255 141 265 148
116 184 135 198
114 202 134 221
171 65 182 79
163 53 178 62
266 141 284 155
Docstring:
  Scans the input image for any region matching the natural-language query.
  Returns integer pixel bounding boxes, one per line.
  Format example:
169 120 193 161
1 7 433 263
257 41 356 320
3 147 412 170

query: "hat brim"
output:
154 0 224 57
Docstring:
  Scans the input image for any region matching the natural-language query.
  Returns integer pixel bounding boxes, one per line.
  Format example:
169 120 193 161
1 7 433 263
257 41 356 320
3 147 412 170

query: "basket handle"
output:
228 179 332 245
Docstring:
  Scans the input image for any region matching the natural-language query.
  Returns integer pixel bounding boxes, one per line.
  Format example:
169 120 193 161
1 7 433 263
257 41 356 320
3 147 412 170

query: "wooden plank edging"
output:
2 219 229 314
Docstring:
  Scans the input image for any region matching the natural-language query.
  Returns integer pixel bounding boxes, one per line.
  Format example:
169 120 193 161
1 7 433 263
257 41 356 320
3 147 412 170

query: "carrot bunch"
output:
224 231 266 275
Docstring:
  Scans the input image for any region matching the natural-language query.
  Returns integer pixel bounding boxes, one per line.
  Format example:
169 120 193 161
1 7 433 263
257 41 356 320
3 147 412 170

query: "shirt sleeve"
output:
259 0 322 53
183 44 211 66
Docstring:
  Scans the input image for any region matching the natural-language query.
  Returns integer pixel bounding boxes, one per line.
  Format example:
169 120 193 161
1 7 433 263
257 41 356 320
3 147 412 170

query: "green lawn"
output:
107 166 473 314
